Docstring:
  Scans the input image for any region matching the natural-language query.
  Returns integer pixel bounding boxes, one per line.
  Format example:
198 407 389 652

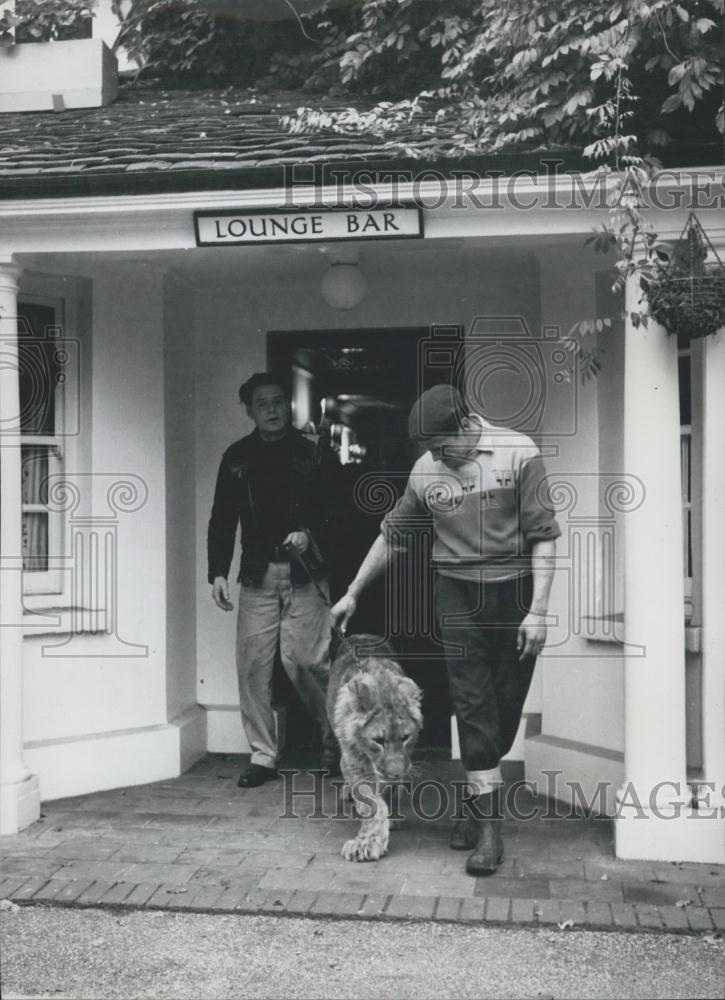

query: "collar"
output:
469 413 495 454
251 427 295 446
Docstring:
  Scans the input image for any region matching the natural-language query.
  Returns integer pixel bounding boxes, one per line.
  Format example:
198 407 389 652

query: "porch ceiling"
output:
18 233 583 286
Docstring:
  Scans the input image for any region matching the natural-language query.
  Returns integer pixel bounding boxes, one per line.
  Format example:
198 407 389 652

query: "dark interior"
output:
267 327 462 754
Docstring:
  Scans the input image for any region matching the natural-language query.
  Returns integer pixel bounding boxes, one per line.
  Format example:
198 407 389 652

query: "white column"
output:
615 273 688 855
701 324 725 813
615 273 724 863
0 257 41 834
621 272 688 791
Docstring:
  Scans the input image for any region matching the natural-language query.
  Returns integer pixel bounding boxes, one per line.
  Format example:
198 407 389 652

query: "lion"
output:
327 634 423 862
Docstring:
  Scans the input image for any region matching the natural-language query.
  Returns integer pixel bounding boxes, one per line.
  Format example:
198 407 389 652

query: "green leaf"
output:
646 128 671 146
694 17 716 33
661 94 683 114
682 87 696 111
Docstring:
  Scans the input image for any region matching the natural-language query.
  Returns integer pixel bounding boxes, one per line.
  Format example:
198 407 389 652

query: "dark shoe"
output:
237 764 279 788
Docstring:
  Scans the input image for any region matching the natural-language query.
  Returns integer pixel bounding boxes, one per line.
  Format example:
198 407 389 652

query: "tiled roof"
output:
0 80 719 200
0 84 587 198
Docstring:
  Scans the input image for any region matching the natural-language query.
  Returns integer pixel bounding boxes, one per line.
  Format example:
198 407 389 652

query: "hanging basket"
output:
640 213 725 341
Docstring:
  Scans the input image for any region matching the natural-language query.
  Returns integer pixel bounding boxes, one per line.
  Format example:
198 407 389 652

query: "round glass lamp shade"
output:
320 263 367 310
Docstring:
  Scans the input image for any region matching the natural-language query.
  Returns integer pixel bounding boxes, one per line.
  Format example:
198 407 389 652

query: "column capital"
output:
0 256 22 294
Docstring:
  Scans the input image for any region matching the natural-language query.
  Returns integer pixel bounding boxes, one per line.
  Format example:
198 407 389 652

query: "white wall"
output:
164 271 199 726
522 246 626 813
24 264 165 736
22 260 202 799
536 247 624 752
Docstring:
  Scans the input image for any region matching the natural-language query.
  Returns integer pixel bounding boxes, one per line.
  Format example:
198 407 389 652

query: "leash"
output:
282 535 366 667
249 467 367 668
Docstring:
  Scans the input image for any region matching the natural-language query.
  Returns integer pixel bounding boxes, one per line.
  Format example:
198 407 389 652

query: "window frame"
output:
18 288 78 604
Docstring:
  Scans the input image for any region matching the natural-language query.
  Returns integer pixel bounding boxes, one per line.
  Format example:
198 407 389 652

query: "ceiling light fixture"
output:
320 251 367 310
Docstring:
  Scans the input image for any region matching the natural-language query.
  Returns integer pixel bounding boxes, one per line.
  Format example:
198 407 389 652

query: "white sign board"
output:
194 207 423 246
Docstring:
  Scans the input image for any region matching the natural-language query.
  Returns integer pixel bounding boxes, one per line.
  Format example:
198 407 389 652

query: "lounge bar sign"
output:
194 206 423 247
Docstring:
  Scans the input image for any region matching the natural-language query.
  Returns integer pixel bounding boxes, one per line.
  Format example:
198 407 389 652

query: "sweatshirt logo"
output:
493 469 514 488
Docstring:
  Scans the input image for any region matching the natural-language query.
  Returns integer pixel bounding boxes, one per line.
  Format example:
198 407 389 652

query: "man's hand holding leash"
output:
282 531 309 556
330 592 357 636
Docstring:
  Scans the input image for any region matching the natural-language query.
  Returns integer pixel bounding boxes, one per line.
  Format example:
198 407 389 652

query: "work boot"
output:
449 812 479 851
464 789 504 877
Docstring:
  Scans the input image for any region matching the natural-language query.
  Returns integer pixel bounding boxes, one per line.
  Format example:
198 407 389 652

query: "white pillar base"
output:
25 709 208 803
0 773 41 835
615 806 725 864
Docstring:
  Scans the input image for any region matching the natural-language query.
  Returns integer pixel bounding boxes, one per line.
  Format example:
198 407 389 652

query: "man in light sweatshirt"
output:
331 384 559 875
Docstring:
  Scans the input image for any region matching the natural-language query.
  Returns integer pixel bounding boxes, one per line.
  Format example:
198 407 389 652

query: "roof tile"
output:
126 161 175 171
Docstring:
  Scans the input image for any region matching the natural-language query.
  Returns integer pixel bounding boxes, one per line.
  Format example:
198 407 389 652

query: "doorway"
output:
267 327 462 753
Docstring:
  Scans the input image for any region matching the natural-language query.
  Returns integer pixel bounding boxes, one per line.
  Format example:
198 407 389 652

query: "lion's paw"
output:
341 836 388 862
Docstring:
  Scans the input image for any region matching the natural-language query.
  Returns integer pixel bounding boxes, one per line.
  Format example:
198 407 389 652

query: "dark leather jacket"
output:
207 428 336 586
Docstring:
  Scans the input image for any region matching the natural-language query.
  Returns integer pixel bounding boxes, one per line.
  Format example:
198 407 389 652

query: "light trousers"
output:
236 561 333 767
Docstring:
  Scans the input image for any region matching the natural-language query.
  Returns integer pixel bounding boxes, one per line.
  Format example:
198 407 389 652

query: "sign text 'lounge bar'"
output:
194 206 423 246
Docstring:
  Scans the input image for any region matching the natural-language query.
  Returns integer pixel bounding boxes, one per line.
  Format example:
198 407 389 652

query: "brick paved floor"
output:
1 754 723 935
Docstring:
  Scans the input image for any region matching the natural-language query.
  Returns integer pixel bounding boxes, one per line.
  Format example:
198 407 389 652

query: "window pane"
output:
21 446 49 505
22 512 49 572
686 509 692 579
680 433 691 505
678 355 691 426
18 304 59 436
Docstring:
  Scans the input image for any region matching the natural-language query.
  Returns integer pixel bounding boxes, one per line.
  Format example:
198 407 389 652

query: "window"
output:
18 299 66 595
678 334 703 625
594 270 699 628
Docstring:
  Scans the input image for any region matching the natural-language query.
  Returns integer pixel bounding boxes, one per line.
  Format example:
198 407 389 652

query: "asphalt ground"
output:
2 905 725 1000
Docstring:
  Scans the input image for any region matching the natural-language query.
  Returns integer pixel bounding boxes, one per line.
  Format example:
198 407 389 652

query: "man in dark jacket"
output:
208 372 338 787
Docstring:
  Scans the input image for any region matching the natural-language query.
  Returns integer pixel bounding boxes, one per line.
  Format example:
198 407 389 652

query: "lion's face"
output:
335 660 423 783
357 710 420 782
